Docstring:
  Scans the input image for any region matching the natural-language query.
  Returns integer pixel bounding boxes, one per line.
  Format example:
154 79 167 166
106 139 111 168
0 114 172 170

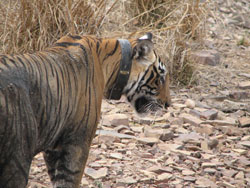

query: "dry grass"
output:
0 0 115 53
125 0 208 85
0 0 208 85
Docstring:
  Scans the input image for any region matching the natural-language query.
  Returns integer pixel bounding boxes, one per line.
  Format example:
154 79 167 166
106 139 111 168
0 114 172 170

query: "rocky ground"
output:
27 1 249 188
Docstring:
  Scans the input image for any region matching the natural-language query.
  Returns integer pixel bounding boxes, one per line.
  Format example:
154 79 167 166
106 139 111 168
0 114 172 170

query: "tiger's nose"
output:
164 102 170 109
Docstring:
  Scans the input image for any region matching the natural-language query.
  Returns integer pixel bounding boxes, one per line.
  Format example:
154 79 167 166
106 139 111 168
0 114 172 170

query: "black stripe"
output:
103 40 119 61
68 34 82 40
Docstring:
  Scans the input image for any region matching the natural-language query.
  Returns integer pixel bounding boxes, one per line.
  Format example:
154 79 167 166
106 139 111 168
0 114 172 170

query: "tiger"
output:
0 32 171 188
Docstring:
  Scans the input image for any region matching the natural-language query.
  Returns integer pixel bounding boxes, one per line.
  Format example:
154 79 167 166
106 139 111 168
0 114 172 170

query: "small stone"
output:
201 162 216 168
220 182 236 188
235 171 245 179
180 113 203 126
201 141 209 151
117 177 137 184
96 130 135 139
184 176 196 182
159 130 175 141
173 103 187 109
195 177 217 187
206 119 236 126
81 178 89 186
232 149 247 155
239 81 250 89
201 109 218 120
189 109 203 118
147 166 173 174
239 73 250 78
140 170 157 179
238 117 250 127
191 50 220 66
103 114 129 126
144 127 164 139
182 169 195 176
110 153 123 160
222 169 238 177
242 135 250 141
158 143 183 151
204 168 216 174
157 173 173 181
137 137 159 146
85 167 108 179
130 126 143 133
185 99 196 109
194 124 214 135
239 141 250 148
229 91 250 100
208 139 219 149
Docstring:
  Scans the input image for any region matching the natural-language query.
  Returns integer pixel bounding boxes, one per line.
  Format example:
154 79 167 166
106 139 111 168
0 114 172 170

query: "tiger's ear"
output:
132 33 154 60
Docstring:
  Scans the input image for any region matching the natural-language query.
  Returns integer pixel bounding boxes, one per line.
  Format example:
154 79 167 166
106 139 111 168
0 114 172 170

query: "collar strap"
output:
108 39 132 100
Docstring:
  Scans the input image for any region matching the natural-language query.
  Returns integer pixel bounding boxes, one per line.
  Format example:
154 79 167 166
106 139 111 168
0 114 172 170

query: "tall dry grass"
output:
0 0 208 85
125 0 208 85
0 0 116 53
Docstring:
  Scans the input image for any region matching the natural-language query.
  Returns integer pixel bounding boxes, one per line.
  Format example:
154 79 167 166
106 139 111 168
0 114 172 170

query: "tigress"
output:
0 33 171 188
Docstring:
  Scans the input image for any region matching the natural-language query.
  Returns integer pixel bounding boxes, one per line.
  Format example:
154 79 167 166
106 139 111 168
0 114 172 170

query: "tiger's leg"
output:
43 130 94 188
0 84 37 188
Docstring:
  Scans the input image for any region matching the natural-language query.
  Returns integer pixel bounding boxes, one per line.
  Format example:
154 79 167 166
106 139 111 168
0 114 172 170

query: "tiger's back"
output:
0 33 170 188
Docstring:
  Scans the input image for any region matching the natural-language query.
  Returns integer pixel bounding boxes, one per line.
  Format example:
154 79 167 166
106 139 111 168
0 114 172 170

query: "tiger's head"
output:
123 33 171 115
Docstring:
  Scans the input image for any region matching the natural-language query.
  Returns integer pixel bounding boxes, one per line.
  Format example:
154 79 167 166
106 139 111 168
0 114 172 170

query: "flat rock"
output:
96 130 135 139
173 103 187 110
222 169 238 177
195 177 217 187
158 143 183 151
238 81 250 89
204 168 217 174
189 109 203 118
232 148 247 155
202 162 217 168
110 153 123 160
191 50 220 66
103 114 129 126
157 173 173 181
238 117 250 127
159 130 175 141
201 109 218 120
220 182 236 188
235 171 245 179
195 124 214 135
147 166 173 174
239 141 250 148
117 177 137 184
137 137 159 146
206 119 236 126
183 176 196 182
239 73 250 78
140 170 157 179
182 169 195 176
81 178 89 186
144 127 165 139
229 91 250 100
242 135 250 141
180 113 203 126
85 167 108 179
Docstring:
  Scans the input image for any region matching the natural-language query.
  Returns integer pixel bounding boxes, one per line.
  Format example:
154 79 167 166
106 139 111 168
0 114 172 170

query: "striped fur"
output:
0 33 170 188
